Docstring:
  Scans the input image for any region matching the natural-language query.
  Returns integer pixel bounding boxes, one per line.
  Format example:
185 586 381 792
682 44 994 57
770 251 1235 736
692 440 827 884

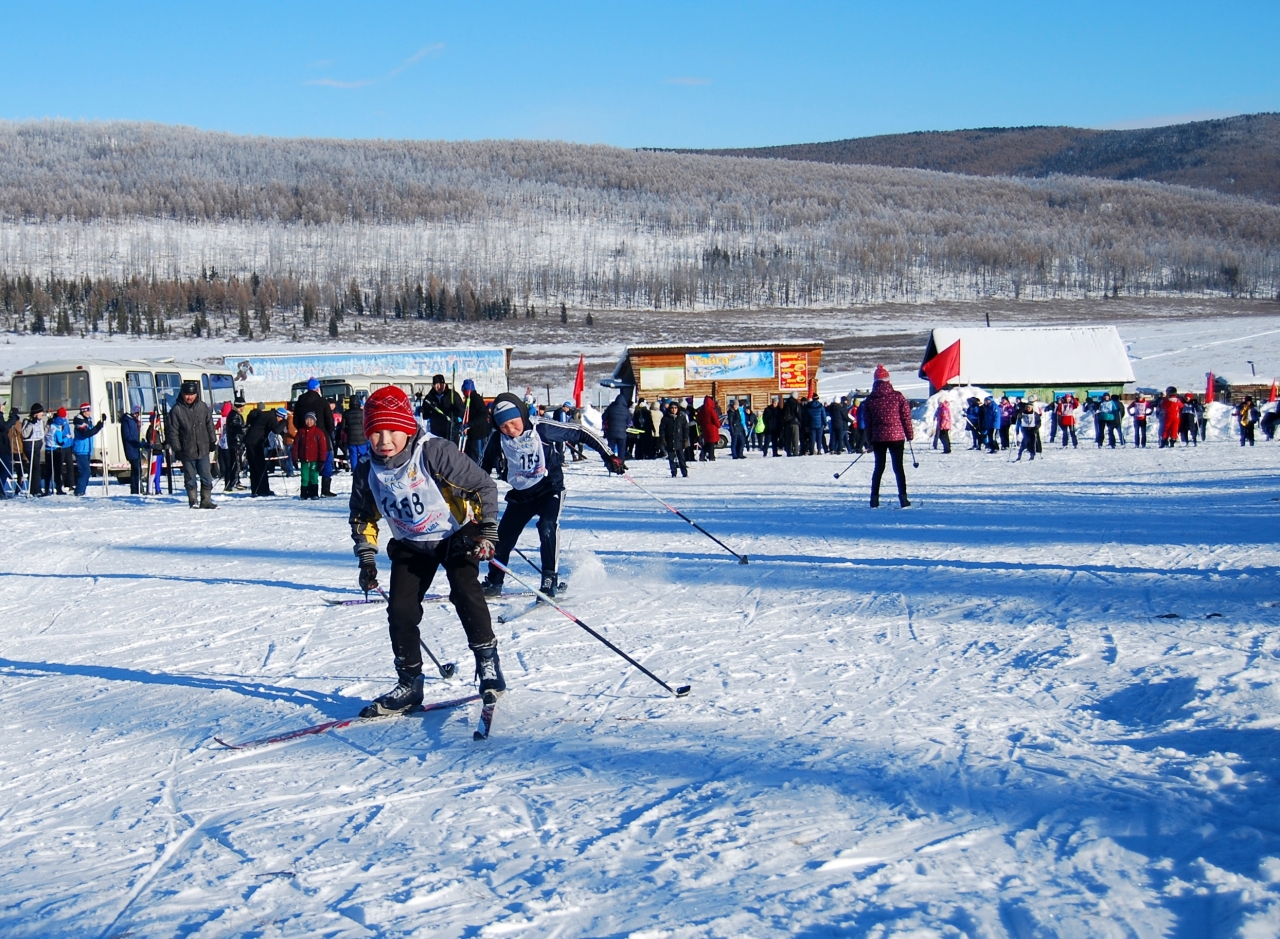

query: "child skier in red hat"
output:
349 385 503 719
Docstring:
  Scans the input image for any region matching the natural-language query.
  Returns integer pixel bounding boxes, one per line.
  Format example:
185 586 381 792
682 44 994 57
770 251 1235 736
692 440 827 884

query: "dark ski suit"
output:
480 393 619 591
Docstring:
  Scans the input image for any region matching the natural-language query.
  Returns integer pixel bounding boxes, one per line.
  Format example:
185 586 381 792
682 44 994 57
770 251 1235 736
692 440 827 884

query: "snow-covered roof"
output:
923 326 1135 386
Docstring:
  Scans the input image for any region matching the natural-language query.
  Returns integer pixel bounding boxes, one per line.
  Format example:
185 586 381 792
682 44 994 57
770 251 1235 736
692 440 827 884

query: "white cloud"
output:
305 42 445 90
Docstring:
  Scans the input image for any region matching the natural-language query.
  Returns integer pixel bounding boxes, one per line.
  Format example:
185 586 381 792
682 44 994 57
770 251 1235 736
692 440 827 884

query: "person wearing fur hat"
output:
419 374 464 443
291 412 330 499
349 385 505 715
166 379 219 508
861 365 914 508
480 392 625 599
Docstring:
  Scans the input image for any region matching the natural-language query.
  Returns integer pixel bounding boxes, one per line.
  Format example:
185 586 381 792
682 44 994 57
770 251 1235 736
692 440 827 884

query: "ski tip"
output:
212 737 241 749
675 685 692 697
473 729 487 741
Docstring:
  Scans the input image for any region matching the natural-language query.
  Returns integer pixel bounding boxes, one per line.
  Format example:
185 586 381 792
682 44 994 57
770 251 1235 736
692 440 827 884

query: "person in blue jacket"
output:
120 406 144 494
803 395 828 454
980 397 1001 453
46 407 73 495
71 404 106 496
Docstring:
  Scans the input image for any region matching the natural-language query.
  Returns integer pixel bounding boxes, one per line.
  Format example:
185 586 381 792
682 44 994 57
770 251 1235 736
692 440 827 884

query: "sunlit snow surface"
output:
1 441 1279 938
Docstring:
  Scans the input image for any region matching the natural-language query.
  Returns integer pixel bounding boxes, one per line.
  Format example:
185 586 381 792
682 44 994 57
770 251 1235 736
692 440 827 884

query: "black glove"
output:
605 455 627 475
353 540 378 591
470 520 499 560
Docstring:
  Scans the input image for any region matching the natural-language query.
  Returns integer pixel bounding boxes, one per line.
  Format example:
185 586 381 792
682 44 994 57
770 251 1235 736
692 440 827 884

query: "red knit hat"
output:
57 407 67 418
874 365 890 381
363 385 418 437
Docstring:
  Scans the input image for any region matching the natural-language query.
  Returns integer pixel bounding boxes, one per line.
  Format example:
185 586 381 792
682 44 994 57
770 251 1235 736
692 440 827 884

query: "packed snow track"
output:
1 443 1278 937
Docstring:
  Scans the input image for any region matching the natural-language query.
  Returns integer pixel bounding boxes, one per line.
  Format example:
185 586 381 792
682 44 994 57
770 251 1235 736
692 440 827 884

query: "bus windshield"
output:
207 374 235 407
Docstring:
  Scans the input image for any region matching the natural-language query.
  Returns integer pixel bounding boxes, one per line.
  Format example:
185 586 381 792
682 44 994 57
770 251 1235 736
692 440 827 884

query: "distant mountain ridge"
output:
678 113 1280 204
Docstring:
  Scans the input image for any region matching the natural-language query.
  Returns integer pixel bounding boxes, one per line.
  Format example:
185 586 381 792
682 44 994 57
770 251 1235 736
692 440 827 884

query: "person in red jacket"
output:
862 365 914 508
1159 386 1182 448
697 395 722 462
291 411 331 500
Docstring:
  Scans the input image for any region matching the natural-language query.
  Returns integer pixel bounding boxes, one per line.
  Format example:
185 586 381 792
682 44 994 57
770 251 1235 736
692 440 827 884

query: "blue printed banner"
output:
684 351 776 382
226 348 508 396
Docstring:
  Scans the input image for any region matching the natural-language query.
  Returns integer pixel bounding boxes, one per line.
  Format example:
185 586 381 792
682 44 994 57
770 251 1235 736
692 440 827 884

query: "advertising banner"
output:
778 352 809 391
683 351 776 383
638 367 685 391
226 348 509 397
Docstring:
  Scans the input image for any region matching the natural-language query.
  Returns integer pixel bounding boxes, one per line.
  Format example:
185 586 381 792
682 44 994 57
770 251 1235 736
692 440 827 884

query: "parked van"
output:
10 359 237 477
288 374 438 406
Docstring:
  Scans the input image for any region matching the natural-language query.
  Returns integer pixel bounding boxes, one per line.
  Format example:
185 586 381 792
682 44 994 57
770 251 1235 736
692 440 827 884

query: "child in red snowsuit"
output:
291 412 330 499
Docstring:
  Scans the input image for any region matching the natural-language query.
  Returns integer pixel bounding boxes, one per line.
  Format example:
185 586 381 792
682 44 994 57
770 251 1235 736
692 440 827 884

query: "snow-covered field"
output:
2 435 1278 937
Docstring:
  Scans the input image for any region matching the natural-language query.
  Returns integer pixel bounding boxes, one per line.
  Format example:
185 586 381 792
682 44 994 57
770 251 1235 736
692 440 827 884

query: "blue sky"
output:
2 1 1276 147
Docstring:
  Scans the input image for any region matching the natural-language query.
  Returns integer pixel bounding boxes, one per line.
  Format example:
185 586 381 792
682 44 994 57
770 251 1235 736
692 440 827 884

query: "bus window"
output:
126 371 157 413
290 382 308 402
208 374 235 407
37 372 91 414
320 382 353 402
156 372 183 410
370 383 388 392
12 374 45 414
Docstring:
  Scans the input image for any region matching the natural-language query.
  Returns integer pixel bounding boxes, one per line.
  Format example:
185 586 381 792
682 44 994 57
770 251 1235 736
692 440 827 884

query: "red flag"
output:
1269 379 1277 403
919 340 961 391
1205 372 1215 403
572 354 586 409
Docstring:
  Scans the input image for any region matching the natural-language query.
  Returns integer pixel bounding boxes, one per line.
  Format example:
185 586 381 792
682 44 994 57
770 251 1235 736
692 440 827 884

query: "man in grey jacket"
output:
166 380 219 509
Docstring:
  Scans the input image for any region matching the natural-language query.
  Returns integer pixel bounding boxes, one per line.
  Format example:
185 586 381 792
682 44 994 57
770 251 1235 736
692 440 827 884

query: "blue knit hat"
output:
461 379 475 394
492 400 521 426
307 377 320 391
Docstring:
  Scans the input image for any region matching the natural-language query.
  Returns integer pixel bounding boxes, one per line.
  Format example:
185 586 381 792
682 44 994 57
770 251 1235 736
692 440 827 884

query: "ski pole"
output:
833 450 865 479
376 587 457 679
622 473 748 564
908 439 919 469
513 546 543 578
489 559 690 697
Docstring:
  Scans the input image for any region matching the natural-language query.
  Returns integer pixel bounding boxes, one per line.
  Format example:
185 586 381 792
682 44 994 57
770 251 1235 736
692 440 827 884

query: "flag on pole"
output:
572 354 586 409
1269 379 1277 403
1205 372 1215 403
919 340 961 391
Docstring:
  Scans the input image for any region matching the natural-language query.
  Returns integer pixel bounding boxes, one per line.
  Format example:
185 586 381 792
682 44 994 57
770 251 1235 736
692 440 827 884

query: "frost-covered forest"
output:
1 120 1278 335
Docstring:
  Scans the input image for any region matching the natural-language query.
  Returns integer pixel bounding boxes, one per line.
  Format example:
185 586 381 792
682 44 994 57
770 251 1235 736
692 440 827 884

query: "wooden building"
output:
601 341 824 408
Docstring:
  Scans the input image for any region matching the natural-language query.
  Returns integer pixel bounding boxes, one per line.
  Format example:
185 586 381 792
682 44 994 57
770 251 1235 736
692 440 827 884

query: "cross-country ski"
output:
212 694 481 750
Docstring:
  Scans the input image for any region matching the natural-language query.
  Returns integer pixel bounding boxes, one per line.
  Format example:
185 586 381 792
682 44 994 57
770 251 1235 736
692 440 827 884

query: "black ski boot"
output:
187 488 199 508
472 643 506 700
199 485 218 509
321 476 337 497
539 573 557 599
481 578 504 599
360 664 424 717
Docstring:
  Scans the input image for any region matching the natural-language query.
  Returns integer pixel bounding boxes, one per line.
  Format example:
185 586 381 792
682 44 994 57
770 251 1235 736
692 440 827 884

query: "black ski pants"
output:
1132 420 1146 447
870 441 908 506
489 488 565 585
386 535 494 676
668 447 688 477
247 445 271 495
